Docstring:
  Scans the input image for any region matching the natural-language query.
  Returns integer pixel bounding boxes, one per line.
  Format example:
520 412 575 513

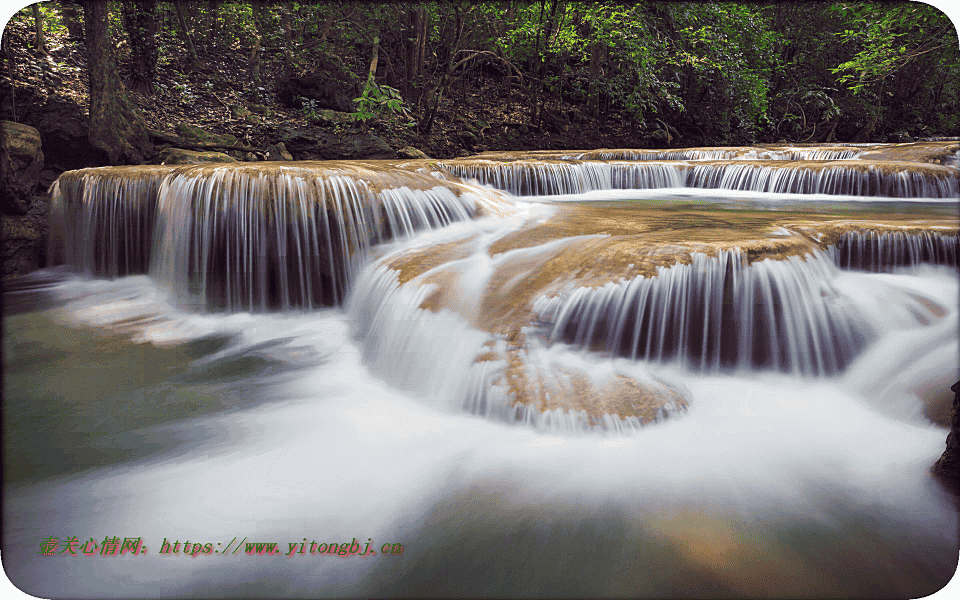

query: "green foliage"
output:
830 3 958 94
352 84 412 124
15 0 959 144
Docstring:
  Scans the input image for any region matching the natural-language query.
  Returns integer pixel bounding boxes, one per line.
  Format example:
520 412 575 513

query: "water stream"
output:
4 144 959 598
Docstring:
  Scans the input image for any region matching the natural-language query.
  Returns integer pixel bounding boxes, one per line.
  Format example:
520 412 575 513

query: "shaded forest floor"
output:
3 15 653 164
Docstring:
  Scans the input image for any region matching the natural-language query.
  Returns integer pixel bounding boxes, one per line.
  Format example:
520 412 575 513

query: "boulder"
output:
306 109 355 127
397 146 430 159
1 197 47 279
932 381 960 495
264 143 294 161
21 98 107 172
279 128 394 160
458 130 478 148
276 57 361 113
150 148 237 165
1 121 44 215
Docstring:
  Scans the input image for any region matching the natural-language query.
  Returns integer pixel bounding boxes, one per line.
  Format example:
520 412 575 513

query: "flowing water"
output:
3 144 959 598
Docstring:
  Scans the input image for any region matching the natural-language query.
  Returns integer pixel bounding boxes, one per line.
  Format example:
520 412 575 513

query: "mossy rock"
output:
309 109 356 126
459 130 479 146
150 148 237 165
397 146 430 159
174 123 238 146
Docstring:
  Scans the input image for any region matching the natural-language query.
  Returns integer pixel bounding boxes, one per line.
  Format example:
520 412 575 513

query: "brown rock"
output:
1 196 47 279
150 148 237 165
932 381 960 495
1 121 44 215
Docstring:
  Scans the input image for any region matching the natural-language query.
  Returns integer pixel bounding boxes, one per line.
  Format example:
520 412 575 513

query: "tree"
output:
80 0 152 164
121 0 159 95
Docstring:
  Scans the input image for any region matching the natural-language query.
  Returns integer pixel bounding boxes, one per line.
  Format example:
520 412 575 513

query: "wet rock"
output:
1 196 47 279
279 128 394 160
1 121 44 215
932 381 960 495
150 148 237 165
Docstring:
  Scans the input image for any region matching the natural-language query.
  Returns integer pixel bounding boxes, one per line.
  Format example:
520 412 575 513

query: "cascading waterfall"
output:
49 162 497 311
151 164 479 310
440 158 958 198
828 230 960 271
534 250 875 375
686 161 958 197
440 160 687 195
10 142 959 599
562 149 740 160
48 166 172 276
565 148 863 161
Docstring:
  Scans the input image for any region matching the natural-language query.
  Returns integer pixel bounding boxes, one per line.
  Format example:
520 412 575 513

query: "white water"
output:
6 152 960 597
6 215 959 599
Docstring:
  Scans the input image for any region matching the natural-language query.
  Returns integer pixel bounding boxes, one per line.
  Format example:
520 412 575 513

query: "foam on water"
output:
5 272 956 596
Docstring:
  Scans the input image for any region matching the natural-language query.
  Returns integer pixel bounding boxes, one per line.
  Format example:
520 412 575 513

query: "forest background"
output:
1 0 959 177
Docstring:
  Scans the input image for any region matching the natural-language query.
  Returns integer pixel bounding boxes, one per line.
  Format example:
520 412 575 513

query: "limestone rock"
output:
1 121 44 215
398 146 430 159
1 196 47 279
306 109 355 127
150 148 237 165
279 128 394 160
21 98 106 172
264 143 294 161
459 130 478 147
276 57 361 113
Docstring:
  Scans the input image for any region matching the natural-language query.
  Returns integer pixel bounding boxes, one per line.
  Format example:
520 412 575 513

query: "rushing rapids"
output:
6 142 959 599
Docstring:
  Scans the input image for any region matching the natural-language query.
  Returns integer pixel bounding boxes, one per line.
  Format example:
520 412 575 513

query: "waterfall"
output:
828 230 960 271
686 162 958 197
48 166 172 277
534 250 876 375
49 162 506 311
440 160 687 195
439 159 957 198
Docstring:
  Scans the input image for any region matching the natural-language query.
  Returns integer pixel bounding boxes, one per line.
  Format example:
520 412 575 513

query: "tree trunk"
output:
2 22 16 121
81 1 152 164
121 0 159 95
280 1 295 68
588 40 601 117
60 1 84 40
32 4 47 56
250 0 264 96
404 4 427 104
173 1 199 64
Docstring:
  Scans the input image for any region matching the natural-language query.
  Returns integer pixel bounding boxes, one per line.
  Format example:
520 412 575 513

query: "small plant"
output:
352 84 412 124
